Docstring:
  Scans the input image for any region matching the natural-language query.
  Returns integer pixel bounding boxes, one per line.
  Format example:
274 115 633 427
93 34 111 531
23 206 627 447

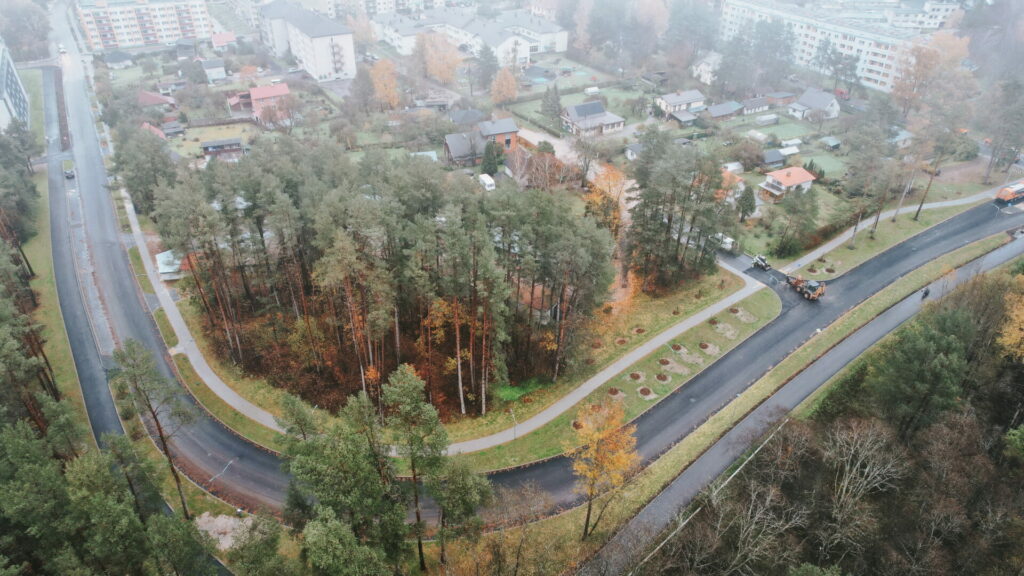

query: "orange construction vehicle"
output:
787 275 825 300
996 180 1024 205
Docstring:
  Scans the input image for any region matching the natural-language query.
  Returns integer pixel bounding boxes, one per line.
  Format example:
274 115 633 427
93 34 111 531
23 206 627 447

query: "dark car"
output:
64 169 75 179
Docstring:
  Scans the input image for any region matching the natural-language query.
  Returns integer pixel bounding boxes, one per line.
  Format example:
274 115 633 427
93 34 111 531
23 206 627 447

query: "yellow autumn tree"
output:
491 67 518 107
998 277 1024 361
585 164 624 238
570 400 639 540
418 32 461 85
370 59 400 110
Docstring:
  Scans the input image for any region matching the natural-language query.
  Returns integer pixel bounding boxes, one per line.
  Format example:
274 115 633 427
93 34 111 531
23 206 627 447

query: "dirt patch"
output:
713 322 739 340
637 386 657 400
734 307 758 324
195 512 249 551
661 358 690 375
616 338 628 346
655 373 670 382
607 387 624 399
627 371 645 382
672 344 704 365
700 342 721 356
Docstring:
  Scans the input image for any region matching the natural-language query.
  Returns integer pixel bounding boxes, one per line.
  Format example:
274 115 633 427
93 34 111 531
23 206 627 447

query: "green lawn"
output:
153 308 178 348
797 202 987 279
525 54 615 91
510 85 645 132
173 354 284 452
737 185 850 266
127 246 155 294
802 152 846 178
108 65 149 89
458 288 782 471
169 124 259 159
18 68 45 148
23 169 90 442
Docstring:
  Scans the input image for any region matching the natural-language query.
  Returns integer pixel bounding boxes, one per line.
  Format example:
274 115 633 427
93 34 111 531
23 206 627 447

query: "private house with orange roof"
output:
250 83 291 126
211 31 237 51
759 166 816 202
140 121 166 140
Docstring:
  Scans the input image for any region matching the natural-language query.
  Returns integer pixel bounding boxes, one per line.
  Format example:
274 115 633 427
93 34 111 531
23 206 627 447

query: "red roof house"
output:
759 166 816 202
137 90 176 109
140 122 166 140
211 32 237 51
250 83 291 125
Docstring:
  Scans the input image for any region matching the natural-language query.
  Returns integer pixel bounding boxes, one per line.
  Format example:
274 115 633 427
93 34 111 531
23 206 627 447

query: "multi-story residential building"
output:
373 7 567 65
75 0 212 51
719 0 948 92
259 0 357 82
0 35 30 130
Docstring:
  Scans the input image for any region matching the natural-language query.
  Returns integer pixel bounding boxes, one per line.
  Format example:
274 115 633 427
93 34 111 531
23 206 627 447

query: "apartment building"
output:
373 7 567 65
76 0 212 51
0 35 30 130
720 0 939 92
259 0 357 81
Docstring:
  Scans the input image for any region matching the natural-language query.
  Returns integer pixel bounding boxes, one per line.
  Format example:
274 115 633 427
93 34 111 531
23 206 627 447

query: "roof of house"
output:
202 138 243 148
819 136 841 147
779 145 800 156
200 58 225 70
261 0 351 37
763 149 785 164
140 122 166 140
890 128 913 142
670 110 697 123
723 161 745 173
708 101 742 118
250 83 291 100
659 89 705 107
766 91 795 99
136 90 175 107
780 138 803 147
161 121 184 134
564 101 624 130
156 250 182 275
767 167 816 187
478 118 518 137
796 88 838 111
211 32 237 47
105 50 133 63
694 51 722 69
444 130 487 159
374 8 562 48
625 142 645 156
449 108 486 126
742 97 769 109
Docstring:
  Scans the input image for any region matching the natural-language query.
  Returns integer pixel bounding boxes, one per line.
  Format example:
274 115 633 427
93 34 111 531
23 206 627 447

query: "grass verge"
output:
154 308 178 348
172 353 284 452
441 232 1012 572
17 68 45 148
458 288 781 471
127 246 155 294
23 169 90 436
797 202 986 279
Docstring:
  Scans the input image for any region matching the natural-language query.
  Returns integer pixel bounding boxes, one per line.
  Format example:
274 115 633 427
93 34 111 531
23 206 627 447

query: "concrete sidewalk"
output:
448 261 765 454
781 189 998 273
121 191 284 433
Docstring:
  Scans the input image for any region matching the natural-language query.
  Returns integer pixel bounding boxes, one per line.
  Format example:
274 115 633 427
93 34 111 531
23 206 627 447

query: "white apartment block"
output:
720 0 945 92
260 0 357 81
0 35 30 131
76 0 212 51
373 8 567 65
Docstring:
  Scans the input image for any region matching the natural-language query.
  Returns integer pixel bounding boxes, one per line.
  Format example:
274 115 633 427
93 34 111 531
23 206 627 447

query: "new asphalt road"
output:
46 0 1024 529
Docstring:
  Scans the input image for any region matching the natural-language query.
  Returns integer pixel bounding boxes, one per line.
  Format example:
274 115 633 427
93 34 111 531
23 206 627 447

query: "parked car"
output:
64 169 75 179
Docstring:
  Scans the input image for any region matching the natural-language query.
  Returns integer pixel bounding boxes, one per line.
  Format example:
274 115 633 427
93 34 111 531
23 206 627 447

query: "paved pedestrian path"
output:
121 191 284 433
781 189 998 273
448 260 765 454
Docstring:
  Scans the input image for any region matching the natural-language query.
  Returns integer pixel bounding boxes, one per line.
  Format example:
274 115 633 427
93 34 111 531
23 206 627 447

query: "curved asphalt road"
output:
47 0 1024 520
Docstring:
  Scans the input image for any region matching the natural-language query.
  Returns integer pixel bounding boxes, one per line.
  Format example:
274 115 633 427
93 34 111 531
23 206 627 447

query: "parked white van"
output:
478 173 496 191
583 86 600 96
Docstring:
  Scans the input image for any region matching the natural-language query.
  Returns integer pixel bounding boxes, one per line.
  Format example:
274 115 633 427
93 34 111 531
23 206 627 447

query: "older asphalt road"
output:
47 0 1024 524
49 3 289 510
